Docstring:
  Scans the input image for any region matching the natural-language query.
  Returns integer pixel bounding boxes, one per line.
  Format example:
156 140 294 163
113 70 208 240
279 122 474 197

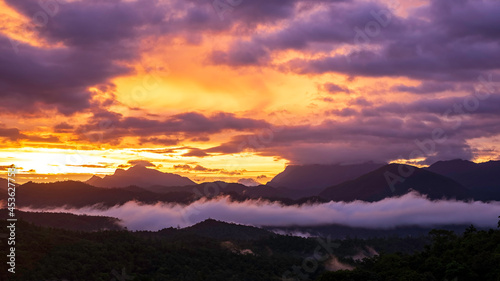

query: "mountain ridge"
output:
267 162 385 194
86 164 195 188
319 163 470 202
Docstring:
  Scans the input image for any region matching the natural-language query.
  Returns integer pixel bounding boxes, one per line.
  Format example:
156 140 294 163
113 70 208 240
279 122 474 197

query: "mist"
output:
21 192 500 231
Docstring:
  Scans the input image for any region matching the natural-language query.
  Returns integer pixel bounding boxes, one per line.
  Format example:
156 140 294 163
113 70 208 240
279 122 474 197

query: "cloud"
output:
0 124 61 144
237 178 260 186
21 192 500 231
0 124 22 141
203 115 476 164
182 148 209 157
284 0 500 81
76 111 270 144
0 165 18 171
209 0 401 67
0 33 127 115
203 0 500 85
53 122 74 133
138 137 180 146
2 0 500 168
127 160 156 167
66 163 114 168
392 82 458 94
173 164 246 175
5 0 165 47
1 0 168 115
322 83 350 94
326 108 357 117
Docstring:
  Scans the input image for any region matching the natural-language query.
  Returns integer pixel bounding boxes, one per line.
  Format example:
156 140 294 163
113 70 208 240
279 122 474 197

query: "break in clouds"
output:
21 192 500 231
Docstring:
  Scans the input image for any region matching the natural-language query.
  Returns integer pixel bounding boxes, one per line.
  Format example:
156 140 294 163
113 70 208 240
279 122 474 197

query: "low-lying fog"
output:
20 192 500 231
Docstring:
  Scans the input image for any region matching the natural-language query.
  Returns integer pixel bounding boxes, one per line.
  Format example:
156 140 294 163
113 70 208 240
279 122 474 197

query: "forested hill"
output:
0 209 123 231
0 217 499 280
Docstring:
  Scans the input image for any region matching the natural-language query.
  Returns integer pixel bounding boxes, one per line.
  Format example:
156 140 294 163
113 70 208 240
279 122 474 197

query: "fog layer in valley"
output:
20 192 500 231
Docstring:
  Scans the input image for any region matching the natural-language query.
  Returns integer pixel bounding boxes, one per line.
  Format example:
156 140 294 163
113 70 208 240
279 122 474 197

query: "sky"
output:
0 0 499 184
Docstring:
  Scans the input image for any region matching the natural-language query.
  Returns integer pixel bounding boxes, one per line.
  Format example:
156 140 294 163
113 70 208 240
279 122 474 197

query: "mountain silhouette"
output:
267 162 384 197
319 164 469 202
427 159 500 200
0 209 123 231
10 181 196 208
181 219 273 240
0 177 16 190
86 165 195 188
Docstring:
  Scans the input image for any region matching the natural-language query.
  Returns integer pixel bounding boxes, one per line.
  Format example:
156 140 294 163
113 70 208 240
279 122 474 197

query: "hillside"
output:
427 159 500 200
0 180 312 209
182 219 273 240
267 162 384 197
319 164 469 202
0 177 17 190
5 180 196 208
0 209 123 231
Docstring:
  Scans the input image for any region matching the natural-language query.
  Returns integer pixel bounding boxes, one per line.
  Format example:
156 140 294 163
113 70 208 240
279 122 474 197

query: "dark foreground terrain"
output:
0 212 499 281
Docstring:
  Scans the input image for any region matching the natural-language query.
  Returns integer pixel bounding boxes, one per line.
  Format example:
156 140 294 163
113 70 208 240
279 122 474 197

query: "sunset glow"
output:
1 0 499 184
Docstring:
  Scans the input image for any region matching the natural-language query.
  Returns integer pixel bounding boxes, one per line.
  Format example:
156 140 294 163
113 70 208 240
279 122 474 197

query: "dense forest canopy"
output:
1 217 499 281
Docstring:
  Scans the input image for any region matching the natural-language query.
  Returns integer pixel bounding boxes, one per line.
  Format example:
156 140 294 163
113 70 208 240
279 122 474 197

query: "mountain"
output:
8 180 196 208
0 177 17 190
0 209 123 231
3 180 301 208
426 159 500 200
267 162 384 197
86 165 195 188
181 219 273 240
265 223 486 240
319 163 469 202
146 181 285 199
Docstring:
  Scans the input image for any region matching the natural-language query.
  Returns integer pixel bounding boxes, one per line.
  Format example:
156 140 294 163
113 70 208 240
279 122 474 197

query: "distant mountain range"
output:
319 163 469 202
7 180 197 208
0 177 17 190
267 162 384 196
2 159 498 208
0 209 122 231
86 164 195 188
427 159 500 200
3 180 305 208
